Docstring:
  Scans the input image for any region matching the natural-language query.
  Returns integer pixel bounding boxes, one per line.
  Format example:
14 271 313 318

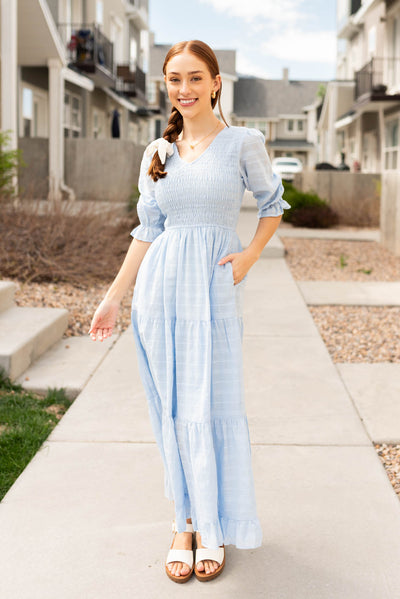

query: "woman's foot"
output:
166 519 193 578
195 531 221 575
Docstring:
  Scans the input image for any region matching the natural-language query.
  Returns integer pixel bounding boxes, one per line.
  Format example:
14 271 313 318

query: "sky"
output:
148 0 337 82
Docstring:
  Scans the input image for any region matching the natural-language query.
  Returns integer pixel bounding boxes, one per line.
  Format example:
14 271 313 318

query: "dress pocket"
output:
227 261 248 287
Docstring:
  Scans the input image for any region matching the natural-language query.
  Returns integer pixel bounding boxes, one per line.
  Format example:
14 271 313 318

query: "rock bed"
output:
281 238 400 281
309 305 400 363
8 279 133 338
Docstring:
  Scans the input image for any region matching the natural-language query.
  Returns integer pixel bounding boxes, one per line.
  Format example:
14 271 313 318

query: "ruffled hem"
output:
187 516 263 549
149 407 262 549
130 223 164 242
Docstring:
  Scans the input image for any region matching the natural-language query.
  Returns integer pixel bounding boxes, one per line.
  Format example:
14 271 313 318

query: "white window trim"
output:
19 83 48 138
384 116 400 171
64 90 82 137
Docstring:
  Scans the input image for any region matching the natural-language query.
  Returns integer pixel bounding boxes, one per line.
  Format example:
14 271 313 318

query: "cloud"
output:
236 53 272 78
262 29 337 64
199 0 306 25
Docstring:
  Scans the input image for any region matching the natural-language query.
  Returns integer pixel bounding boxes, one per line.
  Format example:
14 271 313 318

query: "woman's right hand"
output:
88 298 120 342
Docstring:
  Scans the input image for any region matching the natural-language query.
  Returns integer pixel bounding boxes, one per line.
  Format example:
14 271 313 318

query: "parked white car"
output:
272 157 303 181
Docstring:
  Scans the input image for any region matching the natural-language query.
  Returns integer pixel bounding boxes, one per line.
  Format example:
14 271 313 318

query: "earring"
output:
211 91 216 99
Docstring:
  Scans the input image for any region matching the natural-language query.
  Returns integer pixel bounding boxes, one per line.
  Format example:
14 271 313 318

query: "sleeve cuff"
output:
258 198 291 219
130 224 164 242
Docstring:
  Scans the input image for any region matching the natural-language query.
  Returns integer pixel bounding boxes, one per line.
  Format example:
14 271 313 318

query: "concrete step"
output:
0 306 69 380
16 334 119 399
0 281 16 312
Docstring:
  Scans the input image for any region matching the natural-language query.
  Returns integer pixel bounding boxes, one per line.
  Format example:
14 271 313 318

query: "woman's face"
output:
164 50 220 120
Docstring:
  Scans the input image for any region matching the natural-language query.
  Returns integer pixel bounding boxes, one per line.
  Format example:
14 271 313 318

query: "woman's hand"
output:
88 298 120 342
218 248 259 285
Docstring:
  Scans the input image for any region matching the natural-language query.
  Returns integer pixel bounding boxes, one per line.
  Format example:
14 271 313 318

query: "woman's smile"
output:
178 98 198 107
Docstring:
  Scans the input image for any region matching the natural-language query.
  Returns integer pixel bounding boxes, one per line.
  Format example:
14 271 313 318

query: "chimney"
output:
282 67 289 83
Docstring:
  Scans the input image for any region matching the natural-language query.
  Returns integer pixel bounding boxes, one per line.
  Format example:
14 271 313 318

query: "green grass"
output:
0 369 72 501
339 254 348 268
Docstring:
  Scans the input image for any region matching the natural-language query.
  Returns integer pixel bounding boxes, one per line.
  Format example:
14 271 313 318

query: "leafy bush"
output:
282 182 339 228
290 204 339 228
0 130 25 199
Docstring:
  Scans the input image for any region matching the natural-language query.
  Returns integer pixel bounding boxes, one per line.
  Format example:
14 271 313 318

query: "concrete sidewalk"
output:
1 217 400 598
298 280 400 306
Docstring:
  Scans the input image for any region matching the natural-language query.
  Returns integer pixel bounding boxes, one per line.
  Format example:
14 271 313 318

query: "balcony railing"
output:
58 23 114 79
115 64 146 98
355 57 400 99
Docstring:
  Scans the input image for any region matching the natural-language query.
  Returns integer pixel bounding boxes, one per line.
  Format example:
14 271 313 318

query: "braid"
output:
147 107 183 182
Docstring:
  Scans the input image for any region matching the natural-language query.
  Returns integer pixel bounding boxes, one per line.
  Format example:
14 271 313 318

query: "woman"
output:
89 40 290 583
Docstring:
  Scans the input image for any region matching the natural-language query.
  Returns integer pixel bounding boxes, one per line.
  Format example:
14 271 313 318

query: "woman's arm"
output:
89 238 151 341
104 237 151 302
218 215 282 284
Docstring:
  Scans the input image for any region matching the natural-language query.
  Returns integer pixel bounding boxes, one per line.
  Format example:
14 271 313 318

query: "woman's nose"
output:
179 79 190 94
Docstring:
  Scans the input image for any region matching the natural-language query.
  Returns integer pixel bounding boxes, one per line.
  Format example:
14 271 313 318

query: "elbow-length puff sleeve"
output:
130 151 166 242
239 128 291 218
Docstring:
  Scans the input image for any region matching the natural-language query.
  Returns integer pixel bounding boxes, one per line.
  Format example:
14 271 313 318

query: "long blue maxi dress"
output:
130 125 290 550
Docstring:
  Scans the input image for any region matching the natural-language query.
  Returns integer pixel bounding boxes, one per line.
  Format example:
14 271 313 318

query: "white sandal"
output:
194 544 225 581
165 520 195 584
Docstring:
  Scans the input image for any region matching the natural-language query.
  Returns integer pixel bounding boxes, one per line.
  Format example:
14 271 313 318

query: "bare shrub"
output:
0 200 139 287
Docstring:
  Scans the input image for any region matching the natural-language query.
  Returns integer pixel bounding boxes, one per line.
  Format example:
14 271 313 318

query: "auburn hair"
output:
148 40 229 182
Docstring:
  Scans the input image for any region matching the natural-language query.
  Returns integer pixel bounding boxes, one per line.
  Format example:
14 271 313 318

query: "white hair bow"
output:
145 138 174 165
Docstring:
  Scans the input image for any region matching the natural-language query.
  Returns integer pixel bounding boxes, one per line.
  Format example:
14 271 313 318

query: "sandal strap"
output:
195 547 225 567
171 520 194 533
166 549 194 569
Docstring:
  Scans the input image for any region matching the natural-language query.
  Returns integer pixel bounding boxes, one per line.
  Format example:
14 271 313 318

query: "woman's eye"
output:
192 77 201 82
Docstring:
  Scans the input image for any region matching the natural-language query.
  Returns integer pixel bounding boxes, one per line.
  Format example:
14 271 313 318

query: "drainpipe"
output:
48 58 76 202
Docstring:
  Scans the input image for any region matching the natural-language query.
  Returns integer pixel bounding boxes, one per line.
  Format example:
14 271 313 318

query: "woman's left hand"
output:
218 248 259 285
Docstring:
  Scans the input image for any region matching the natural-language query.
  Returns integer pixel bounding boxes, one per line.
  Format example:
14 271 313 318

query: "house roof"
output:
267 139 315 149
149 44 236 78
234 76 327 118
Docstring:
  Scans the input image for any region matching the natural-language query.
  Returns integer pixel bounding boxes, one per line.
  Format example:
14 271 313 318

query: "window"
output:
288 119 294 131
297 120 304 131
22 88 33 137
64 91 82 138
96 1 103 26
257 121 267 136
247 121 256 129
384 118 399 170
147 80 157 104
368 26 376 57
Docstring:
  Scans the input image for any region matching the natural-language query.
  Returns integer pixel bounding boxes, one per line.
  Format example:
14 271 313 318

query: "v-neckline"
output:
173 125 229 165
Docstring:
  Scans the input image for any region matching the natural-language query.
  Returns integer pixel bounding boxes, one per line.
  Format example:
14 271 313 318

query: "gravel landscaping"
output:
281 238 400 281
7 279 134 338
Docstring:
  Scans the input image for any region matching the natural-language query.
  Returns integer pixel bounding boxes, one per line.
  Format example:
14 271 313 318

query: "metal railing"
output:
355 57 400 99
58 23 114 76
115 64 146 96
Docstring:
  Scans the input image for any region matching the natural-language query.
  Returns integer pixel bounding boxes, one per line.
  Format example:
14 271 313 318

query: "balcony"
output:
125 0 148 29
115 64 146 103
58 23 115 87
355 57 400 101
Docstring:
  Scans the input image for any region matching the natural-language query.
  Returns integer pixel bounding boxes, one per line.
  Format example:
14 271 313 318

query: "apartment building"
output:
232 69 326 169
0 0 150 201
319 0 400 172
